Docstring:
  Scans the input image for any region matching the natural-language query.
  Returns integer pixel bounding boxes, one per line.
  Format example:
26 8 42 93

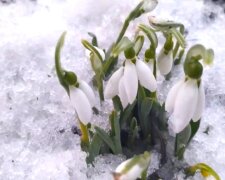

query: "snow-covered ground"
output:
0 0 225 179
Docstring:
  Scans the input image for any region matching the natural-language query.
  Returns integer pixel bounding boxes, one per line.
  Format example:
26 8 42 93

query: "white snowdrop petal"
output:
165 80 184 113
79 80 96 107
122 165 143 180
123 60 138 104
172 79 199 133
69 87 92 125
157 49 173 75
104 67 124 99
115 159 145 180
192 82 205 122
119 77 129 108
115 159 132 173
136 60 157 92
95 46 105 60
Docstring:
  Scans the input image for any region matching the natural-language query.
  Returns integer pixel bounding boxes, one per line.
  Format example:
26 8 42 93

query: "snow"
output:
0 0 225 179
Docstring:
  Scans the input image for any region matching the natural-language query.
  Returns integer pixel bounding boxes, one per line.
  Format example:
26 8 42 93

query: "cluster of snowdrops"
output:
54 0 220 179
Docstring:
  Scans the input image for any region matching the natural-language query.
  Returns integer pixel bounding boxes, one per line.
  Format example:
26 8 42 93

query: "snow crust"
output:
0 0 225 179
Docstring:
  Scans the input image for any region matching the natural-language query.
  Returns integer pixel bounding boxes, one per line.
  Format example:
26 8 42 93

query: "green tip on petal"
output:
124 47 136 59
64 71 78 86
184 59 203 79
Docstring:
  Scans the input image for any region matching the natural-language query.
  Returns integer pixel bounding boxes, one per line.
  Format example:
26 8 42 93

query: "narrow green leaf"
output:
188 120 200 143
120 100 137 127
128 117 139 144
88 32 98 47
103 56 118 78
86 134 103 164
95 74 104 101
133 35 144 55
111 111 122 154
95 126 116 154
138 24 158 49
140 97 153 137
175 124 191 160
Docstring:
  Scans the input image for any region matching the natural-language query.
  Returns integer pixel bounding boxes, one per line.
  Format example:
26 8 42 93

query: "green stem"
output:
115 1 144 44
55 32 69 94
116 18 130 44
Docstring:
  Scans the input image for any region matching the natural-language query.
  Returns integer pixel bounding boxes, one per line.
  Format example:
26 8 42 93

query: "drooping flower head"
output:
104 47 157 108
165 45 213 133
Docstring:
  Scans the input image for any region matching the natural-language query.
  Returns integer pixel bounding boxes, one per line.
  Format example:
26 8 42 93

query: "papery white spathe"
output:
104 60 157 108
69 80 95 125
85 46 105 60
165 78 205 133
157 48 173 75
142 0 158 13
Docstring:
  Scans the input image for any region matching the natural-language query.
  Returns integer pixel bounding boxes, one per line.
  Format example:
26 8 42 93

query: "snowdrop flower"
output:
113 152 151 180
157 47 173 75
104 59 157 108
165 78 205 133
70 80 95 125
165 44 214 133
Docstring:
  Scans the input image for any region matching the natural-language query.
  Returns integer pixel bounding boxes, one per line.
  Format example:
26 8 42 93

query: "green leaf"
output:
185 163 221 180
128 117 139 144
86 134 103 164
88 32 98 47
95 126 117 154
120 100 137 127
138 24 158 49
133 35 144 55
55 31 69 94
94 74 104 101
103 55 118 78
112 37 134 57
175 124 191 160
140 97 153 137
189 120 200 143
110 111 122 154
